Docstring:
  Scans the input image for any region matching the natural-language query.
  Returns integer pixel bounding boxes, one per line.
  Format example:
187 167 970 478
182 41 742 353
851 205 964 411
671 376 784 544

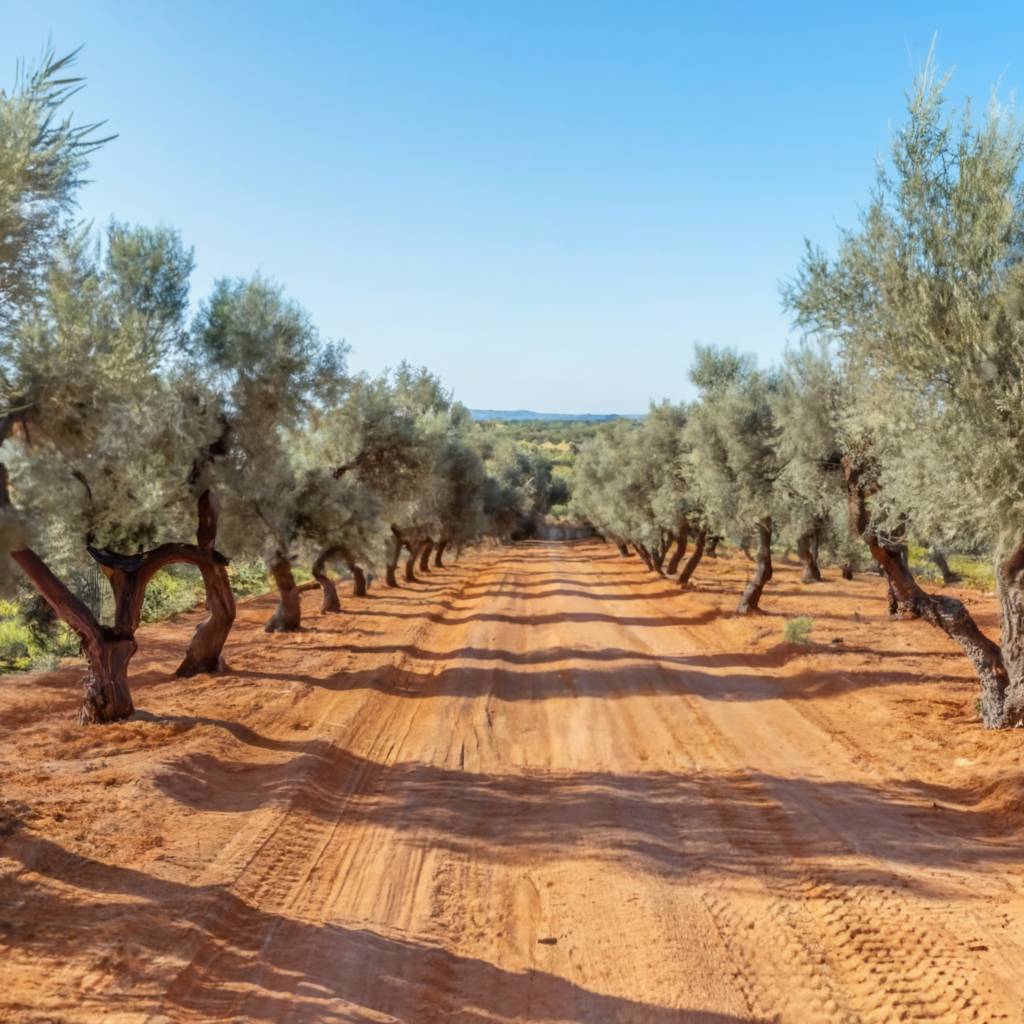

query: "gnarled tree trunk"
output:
311 546 342 613
706 535 721 558
177 488 235 677
679 528 706 585
386 527 403 587
651 536 668 574
666 523 690 576
351 565 367 596
434 538 448 568
175 556 235 676
927 545 960 585
418 539 434 573
11 548 136 724
264 554 301 632
635 544 654 571
404 539 421 583
844 457 1022 727
616 541 630 558
13 539 234 722
736 518 773 614
797 527 823 583
385 528 401 585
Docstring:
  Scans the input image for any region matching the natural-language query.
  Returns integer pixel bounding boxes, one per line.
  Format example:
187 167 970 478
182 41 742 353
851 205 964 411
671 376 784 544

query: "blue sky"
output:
4 2 1022 413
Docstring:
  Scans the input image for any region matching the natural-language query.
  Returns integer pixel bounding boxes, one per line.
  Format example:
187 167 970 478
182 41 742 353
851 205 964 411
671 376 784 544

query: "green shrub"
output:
0 616 32 671
228 559 270 597
782 616 813 645
140 568 203 623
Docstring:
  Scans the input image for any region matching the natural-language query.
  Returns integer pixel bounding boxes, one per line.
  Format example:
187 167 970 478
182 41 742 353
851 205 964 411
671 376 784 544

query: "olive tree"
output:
1 225 226 722
188 276 346 633
786 58 1024 726
685 346 779 613
0 48 112 333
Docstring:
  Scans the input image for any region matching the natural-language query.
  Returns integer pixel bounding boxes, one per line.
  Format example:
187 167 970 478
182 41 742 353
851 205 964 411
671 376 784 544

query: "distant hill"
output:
469 409 642 422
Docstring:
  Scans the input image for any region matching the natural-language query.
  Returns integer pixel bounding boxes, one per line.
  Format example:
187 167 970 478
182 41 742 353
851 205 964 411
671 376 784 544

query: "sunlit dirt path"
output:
3 540 1024 1022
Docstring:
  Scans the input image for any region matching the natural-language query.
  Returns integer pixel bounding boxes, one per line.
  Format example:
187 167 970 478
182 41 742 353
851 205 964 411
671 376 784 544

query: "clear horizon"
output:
4 1 1022 413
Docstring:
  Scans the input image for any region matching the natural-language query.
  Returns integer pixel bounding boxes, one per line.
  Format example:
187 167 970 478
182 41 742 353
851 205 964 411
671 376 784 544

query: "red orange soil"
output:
2 540 1024 1022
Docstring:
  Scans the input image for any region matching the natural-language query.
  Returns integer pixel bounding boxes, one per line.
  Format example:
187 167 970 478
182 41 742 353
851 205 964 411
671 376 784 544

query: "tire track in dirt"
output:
591 543 1024 1023
7 540 1024 1023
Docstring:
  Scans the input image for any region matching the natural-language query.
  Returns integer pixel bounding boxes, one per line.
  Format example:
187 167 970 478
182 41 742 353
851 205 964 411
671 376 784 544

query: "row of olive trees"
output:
0 49 553 725
570 346 853 610
575 56 1024 729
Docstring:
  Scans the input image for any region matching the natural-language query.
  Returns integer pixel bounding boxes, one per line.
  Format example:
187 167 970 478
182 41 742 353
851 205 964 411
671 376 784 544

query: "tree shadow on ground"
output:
144 718 1020 890
0 829 760 1023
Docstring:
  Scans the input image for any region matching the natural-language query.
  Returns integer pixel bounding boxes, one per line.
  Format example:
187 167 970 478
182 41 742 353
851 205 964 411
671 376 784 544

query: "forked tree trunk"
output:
311 547 342 614
386 528 403 588
11 549 136 723
797 528 823 583
706 535 721 558
616 541 630 558
843 457 1023 727
635 544 654 571
264 555 302 632
2 432 235 717
736 518 773 614
666 523 690 576
12 539 233 722
418 539 434 573
434 538 448 568
679 528 706 585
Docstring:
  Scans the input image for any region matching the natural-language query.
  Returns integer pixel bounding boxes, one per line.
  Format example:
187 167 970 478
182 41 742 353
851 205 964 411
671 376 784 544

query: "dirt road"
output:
3 540 1024 1022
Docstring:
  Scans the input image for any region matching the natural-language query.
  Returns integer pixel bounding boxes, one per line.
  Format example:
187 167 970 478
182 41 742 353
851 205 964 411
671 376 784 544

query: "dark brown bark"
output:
841 563 854 581
651 536 668 574
311 547 342 614
736 518 773 614
386 527 403 588
14 540 233 721
10 548 135 724
404 540 420 583
418 539 434 573
797 528 823 583
927 547 960 585
333 544 367 596
996 541 1024 725
264 555 301 632
177 487 235 677
635 544 654 571
434 539 448 568
90 543 237 684
175 555 235 677
665 523 690 576
351 565 367 596
616 542 630 558
678 528 706 585
843 456 1019 727
706 535 721 558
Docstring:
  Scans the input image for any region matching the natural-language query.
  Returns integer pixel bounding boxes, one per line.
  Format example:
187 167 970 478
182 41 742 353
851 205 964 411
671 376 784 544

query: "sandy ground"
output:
2 539 1024 1023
